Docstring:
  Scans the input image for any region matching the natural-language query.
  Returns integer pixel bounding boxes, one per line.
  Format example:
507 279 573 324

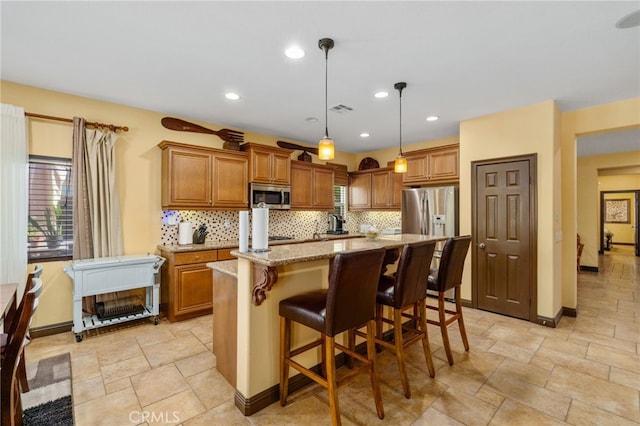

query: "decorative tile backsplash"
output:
160 210 401 245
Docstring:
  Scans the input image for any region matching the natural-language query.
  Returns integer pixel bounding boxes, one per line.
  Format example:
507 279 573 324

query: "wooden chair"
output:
362 240 437 399
425 235 472 366
1 290 36 425
279 248 386 425
577 234 584 273
1 273 44 394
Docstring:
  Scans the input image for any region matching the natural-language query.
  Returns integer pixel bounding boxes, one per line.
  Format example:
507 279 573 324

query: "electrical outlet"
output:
224 219 230 230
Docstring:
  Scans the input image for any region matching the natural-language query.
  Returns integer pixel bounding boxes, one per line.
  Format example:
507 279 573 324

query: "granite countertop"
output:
207 260 238 277
231 234 448 267
157 233 364 253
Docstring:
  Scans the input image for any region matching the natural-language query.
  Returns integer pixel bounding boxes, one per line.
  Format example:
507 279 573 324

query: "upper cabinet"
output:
290 161 335 210
348 171 372 210
371 167 403 209
159 141 248 210
349 167 402 211
403 144 459 185
241 143 292 185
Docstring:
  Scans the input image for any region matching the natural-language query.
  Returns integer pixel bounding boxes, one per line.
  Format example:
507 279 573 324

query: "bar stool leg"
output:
325 334 341 426
438 293 454 365
347 329 355 369
393 309 411 398
375 304 383 353
321 336 327 378
366 320 385 419
456 288 470 352
279 317 291 406
418 299 435 378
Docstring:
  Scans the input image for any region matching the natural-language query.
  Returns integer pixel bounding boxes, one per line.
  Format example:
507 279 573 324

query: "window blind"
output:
28 156 73 261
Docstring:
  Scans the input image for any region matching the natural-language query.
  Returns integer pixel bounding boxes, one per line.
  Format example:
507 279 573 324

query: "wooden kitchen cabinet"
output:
350 167 402 211
241 143 292 185
348 171 372 210
403 144 459 185
290 160 335 210
159 247 238 322
159 141 248 209
371 167 404 209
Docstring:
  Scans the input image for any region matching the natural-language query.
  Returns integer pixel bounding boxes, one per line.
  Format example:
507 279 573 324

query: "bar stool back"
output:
426 235 472 365
371 240 437 398
279 248 386 425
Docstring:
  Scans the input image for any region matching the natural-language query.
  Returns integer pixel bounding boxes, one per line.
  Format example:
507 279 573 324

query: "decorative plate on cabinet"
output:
358 157 380 170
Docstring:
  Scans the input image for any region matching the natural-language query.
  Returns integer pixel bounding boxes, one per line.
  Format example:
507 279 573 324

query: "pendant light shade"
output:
318 38 335 160
394 82 407 174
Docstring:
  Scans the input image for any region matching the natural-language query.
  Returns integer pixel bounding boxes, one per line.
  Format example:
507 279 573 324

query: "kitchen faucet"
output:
312 220 321 240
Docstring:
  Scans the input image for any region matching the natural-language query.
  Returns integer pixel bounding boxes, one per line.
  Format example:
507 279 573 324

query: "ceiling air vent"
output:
329 104 354 114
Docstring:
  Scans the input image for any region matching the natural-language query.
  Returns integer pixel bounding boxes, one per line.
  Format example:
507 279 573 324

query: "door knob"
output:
478 243 486 249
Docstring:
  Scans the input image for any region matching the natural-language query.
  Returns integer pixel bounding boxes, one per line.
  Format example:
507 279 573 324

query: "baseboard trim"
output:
580 265 598 273
612 242 634 246
29 321 73 339
461 298 472 309
562 306 578 317
535 307 563 328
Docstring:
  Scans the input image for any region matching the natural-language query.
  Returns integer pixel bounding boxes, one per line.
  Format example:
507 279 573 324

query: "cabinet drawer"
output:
174 250 218 265
217 248 236 261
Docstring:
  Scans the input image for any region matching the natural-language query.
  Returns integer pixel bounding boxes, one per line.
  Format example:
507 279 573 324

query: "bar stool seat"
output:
279 248 386 426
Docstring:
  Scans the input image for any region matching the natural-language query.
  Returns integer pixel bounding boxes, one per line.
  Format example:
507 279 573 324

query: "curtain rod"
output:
25 112 129 132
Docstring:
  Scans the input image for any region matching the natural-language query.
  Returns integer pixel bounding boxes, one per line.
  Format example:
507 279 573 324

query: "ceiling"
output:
2 1 639 154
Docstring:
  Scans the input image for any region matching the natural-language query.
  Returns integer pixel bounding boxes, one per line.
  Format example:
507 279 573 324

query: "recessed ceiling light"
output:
360 133 370 138
225 92 240 100
285 46 305 59
305 117 319 123
426 115 439 122
616 9 640 28
374 91 389 98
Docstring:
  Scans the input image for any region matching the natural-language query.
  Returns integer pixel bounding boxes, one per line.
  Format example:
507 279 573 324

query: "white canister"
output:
178 222 193 245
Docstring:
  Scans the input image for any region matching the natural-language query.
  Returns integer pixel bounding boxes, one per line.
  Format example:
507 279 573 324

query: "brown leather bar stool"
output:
279 248 386 425
367 240 437 398
426 235 472 365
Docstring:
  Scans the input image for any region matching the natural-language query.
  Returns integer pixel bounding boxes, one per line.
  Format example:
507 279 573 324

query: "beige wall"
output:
4 79 640 328
561 98 640 310
577 163 639 264
2 80 360 328
603 192 635 244
459 100 560 318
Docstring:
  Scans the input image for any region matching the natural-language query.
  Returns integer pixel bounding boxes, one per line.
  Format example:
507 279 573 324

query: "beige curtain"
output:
72 117 93 260
72 119 124 314
85 128 123 257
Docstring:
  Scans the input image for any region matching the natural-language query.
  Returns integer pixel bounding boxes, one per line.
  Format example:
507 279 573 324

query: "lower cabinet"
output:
160 248 235 322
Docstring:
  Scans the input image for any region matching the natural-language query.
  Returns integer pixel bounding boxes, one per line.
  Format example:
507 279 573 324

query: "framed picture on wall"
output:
605 199 630 223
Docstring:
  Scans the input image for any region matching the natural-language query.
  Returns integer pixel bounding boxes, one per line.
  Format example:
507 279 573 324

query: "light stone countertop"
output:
207 260 237 278
231 234 448 267
157 233 364 253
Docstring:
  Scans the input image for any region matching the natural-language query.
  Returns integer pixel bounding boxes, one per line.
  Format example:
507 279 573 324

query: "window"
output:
333 185 346 217
28 156 73 261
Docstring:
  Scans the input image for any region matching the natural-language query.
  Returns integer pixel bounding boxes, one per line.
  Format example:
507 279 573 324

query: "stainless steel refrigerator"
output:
402 186 459 299
401 186 458 237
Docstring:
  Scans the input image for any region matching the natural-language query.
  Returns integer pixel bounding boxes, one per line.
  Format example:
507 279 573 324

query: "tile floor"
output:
24 248 639 425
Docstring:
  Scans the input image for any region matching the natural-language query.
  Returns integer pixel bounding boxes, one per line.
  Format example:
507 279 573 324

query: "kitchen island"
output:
207 233 447 415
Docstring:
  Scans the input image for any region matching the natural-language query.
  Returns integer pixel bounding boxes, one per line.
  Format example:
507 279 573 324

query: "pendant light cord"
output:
324 45 329 139
399 87 403 156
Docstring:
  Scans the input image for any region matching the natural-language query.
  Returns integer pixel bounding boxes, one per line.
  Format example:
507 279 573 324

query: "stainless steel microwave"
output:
250 183 291 209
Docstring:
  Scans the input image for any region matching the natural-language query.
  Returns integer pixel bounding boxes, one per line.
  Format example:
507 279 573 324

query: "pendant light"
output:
318 38 335 160
394 82 408 173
